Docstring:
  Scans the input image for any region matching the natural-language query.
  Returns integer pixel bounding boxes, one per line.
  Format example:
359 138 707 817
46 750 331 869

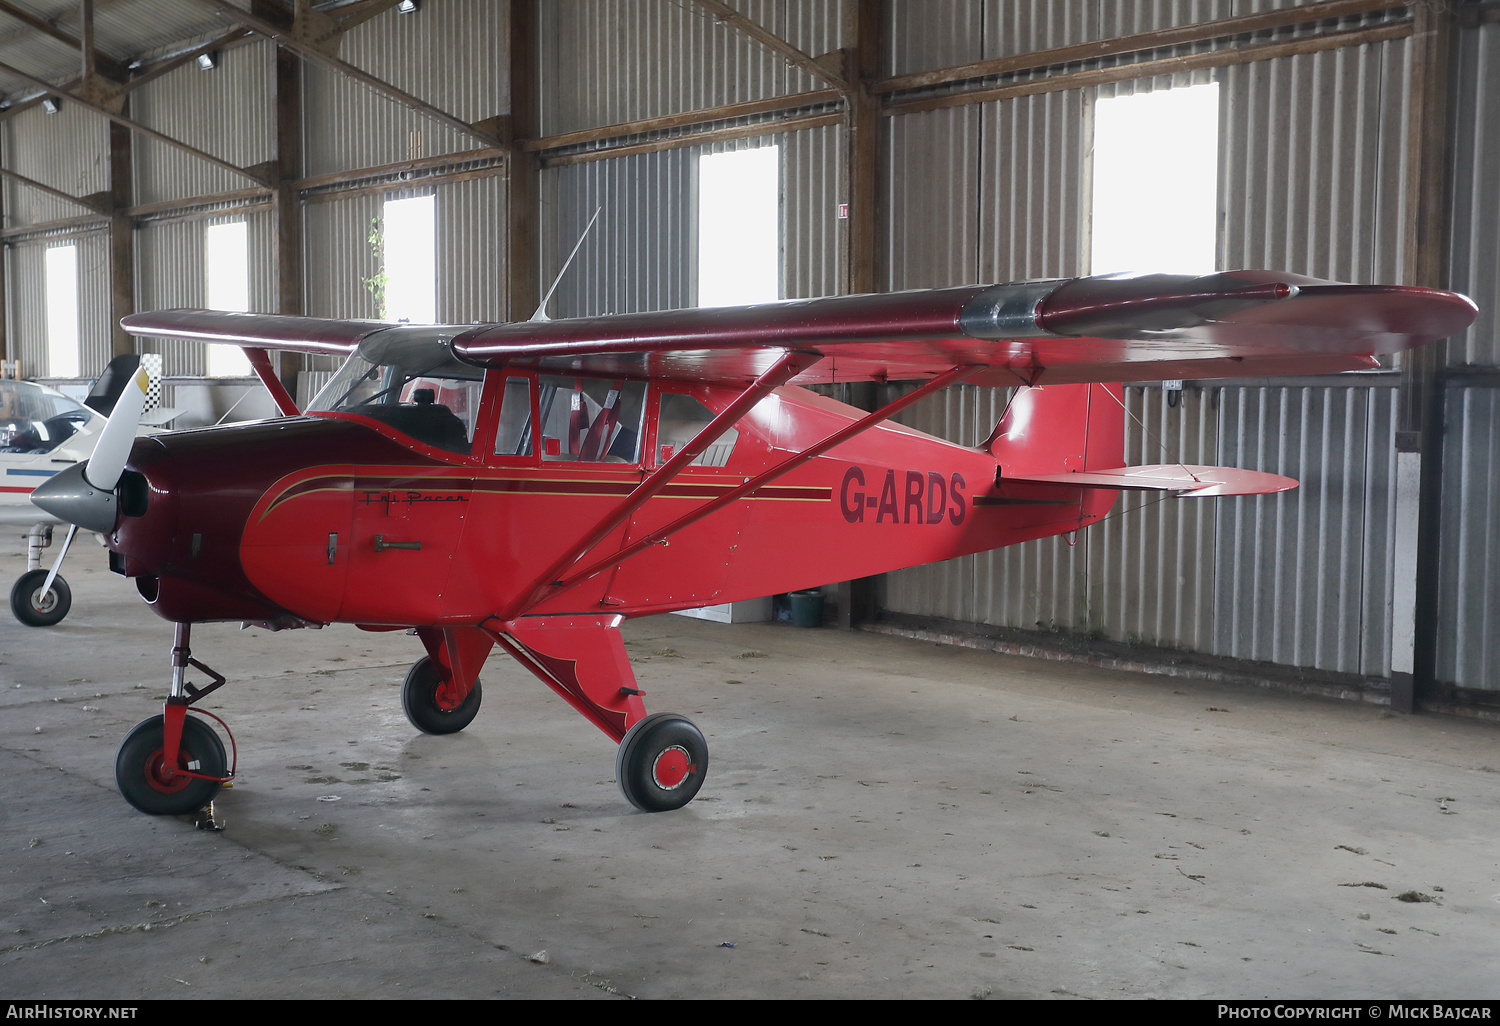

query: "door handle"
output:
374 534 422 552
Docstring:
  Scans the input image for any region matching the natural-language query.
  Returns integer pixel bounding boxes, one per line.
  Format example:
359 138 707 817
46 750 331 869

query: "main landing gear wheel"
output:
115 714 227 816
401 655 482 735
616 713 708 813
10 569 71 627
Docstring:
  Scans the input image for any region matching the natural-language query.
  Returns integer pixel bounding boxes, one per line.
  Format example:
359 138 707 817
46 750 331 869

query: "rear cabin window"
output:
656 392 737 468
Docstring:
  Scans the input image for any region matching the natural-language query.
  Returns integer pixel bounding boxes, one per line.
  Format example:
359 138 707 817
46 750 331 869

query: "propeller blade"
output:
84 366 149 492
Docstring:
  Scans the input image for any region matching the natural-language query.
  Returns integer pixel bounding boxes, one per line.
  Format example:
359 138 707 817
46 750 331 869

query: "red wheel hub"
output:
143 747 198 794
651 745 694 790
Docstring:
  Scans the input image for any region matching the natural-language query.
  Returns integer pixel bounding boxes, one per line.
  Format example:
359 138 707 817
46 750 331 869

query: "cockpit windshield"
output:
307 332 484 455
0 381 96 455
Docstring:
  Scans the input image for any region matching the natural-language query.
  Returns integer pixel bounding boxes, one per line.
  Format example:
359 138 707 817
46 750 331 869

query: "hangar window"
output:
205 220 251 376
382 194 437 324
44 244 79 379
698 145 779 307
1090 83 1219 275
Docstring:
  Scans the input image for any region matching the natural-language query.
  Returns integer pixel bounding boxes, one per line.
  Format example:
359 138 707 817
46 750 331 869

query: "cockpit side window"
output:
538 377 646 463
656 391 737 468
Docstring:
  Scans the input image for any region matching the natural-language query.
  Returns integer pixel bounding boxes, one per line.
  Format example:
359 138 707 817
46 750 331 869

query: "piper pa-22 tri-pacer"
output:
29 271 1477 818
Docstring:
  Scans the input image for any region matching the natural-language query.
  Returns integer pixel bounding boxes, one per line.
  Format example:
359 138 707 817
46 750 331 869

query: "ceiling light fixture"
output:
197 52 218 71
397 0 419 13
41 97 60 114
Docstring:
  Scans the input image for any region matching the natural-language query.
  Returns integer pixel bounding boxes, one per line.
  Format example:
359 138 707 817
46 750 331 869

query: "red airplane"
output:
28 270 1476 818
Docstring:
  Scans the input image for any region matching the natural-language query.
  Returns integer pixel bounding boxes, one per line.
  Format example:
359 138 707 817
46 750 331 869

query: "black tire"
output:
10 569 71 627
401 656 482 735
115 714 226 816
615 713 708 812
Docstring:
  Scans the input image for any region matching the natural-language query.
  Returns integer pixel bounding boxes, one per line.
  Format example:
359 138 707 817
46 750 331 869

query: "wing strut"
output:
503 350 820 619
519 363 984 614
245 348 299 416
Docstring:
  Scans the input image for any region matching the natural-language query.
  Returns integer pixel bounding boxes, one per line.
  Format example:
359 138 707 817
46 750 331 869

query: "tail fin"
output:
985 382 1124 477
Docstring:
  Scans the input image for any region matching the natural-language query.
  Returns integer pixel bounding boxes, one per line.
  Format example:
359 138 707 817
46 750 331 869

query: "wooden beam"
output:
1391 1 1457 712
0 58 277 187
296 148 502 193
541 112 844 168
189 0 502 148
0 166 108 213
843 0 880 297
107 114 133 359
506 0 539 322
266 0 305 396
691 0 847 91
875 0 1407 95
0 213 107 241
883 22 1412 117
524 89 843 154
0 0 126 80
0 27 256 123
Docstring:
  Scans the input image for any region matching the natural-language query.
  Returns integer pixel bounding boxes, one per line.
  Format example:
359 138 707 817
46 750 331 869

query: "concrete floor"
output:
2 539 1498 1000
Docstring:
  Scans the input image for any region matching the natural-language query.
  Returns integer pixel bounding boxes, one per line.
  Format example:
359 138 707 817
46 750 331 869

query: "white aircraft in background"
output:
2 356 176 625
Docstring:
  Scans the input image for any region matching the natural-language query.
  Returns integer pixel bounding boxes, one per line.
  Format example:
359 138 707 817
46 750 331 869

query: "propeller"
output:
30 365 150 535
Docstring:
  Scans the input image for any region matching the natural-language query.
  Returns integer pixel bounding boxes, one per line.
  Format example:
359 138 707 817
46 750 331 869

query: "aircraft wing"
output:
121 271 1477 388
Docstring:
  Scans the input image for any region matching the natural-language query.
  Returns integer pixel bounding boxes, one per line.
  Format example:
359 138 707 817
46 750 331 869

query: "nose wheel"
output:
115 714 227 816
615 713 708 812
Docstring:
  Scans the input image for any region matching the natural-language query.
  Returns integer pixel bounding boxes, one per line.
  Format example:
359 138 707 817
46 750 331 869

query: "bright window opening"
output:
1090 83 1219 276
698 146 779 307
44 245 79 378
383 194 436 323
205 220 251 376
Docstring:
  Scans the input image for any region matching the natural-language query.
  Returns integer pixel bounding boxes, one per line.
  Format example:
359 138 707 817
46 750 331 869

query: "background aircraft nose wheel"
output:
615 712 708 812
9 569 71 627
115 714 227 816
401 655 482 734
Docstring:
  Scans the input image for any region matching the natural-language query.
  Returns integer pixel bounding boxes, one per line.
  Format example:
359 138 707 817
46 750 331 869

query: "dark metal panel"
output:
1434 386 1500 691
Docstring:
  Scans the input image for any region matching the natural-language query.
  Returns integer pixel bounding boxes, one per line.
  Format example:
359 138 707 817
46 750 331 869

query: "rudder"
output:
984 383 1125 477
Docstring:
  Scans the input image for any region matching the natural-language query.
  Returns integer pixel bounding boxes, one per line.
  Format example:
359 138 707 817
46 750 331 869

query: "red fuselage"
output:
107 376 1113 628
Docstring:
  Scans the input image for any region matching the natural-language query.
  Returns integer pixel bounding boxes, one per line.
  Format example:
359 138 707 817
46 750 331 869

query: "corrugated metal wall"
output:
3 0 1495 697
543 149 694 318
304 0 506 176
130 39 276 206
1 103 109 228
539 0 841 136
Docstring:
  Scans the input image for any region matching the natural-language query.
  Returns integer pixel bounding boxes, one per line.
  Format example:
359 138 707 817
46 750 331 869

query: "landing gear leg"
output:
115 623 234 816
493 617 710 813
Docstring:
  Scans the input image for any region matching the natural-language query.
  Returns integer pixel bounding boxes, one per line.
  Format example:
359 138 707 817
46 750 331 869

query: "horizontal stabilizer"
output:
1004 464 1296 497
